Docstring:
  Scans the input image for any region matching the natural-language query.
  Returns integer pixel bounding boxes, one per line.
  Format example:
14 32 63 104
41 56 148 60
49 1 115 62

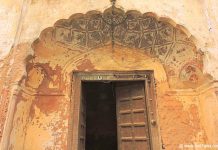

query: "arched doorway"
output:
3 5 215 150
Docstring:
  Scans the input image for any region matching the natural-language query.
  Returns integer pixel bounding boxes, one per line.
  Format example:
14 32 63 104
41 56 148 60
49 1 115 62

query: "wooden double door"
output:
70 71 161 150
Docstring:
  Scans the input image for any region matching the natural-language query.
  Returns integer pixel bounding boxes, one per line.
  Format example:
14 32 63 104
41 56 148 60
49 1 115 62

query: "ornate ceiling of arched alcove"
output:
38 7 206 87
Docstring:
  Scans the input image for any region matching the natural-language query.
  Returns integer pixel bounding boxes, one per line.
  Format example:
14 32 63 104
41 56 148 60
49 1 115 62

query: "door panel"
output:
115 81 151 150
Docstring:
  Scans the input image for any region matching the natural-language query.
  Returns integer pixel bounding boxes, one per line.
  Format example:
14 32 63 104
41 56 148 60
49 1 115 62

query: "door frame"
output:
67 70 161 150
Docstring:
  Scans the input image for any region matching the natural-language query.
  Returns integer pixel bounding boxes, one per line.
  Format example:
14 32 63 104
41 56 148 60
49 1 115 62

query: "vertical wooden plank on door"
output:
115 81 151 150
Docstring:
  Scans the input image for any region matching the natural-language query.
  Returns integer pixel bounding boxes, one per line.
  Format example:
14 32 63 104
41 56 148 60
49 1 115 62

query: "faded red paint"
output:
32 63 64 94
76 59 95 71
189 104 201 129
0 88 10 139
159 94 204 149
32 96 60 115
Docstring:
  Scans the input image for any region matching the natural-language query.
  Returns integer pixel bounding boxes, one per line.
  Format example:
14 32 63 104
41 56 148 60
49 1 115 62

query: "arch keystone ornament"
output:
2 1 218 150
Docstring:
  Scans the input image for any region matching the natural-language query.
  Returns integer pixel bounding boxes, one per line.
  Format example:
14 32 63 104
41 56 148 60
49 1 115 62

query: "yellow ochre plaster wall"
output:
0 0 218 150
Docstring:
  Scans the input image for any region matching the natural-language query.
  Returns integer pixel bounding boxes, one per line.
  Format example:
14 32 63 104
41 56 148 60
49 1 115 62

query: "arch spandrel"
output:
33 7 207 88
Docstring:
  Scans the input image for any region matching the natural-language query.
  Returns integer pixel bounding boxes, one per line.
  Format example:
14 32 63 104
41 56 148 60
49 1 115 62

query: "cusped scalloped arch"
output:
34 7 206 88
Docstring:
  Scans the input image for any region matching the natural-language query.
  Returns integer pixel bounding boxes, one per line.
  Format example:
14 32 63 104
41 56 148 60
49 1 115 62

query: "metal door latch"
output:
151 120 156 126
